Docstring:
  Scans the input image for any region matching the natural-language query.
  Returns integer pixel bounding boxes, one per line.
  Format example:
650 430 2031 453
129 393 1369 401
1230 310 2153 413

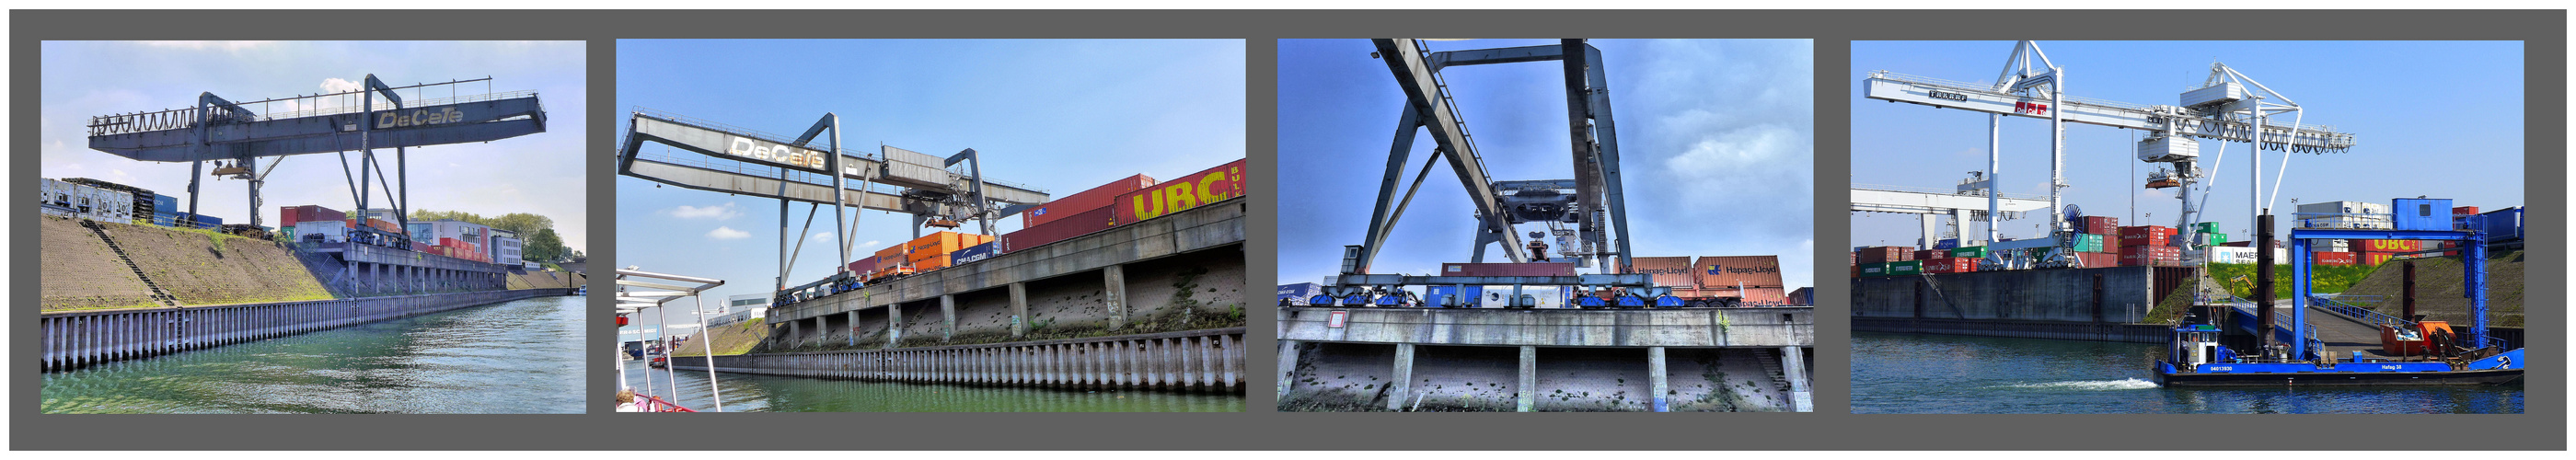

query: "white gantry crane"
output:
1863 40 2357 267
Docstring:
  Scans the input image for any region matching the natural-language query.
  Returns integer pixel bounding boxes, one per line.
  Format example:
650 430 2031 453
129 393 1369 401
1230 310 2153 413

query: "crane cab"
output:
2169 325 2229 368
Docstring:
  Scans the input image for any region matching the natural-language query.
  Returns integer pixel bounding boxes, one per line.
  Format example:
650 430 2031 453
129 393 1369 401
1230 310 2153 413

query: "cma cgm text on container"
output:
1112 158 1246 224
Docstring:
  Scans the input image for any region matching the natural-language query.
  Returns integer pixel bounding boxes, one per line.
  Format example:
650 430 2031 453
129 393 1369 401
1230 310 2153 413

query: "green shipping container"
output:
1886 260 1923 276
2206 233 2228 245
1858 262 1889 277
2194 222 2223 233
1950 246 1986 259
2074 234 2106 252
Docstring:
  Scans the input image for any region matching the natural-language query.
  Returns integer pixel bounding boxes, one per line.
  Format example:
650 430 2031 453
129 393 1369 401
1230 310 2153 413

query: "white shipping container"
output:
2202 247 2292 265
2136 135 2199 162
296 221 350 243
2181 82 2247 108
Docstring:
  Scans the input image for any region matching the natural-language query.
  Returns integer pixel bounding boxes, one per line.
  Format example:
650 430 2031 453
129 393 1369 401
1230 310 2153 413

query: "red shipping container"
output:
1441 262 1577 277
1112 158 1246 225
849 256 879 274
1023 174 1156 228
2079 216 2120 235
2452 206 2480 216
2355 239 2423 253
2314 251 2359 266
2117 225 2175 247
1001 205 1115 252
1854 246 1912 264
1923 258 1975 273
1694 256 1785 289
1913 249 1941 261
2074 252 2119 268
1616 257 1698 288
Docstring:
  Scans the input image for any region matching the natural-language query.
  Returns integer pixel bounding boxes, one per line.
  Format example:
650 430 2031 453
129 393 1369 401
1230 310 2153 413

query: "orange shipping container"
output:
1114 158 1246 224
1616 257 1698 288
1697 286 1789 305
913 254 951 271
1692 256 1785 290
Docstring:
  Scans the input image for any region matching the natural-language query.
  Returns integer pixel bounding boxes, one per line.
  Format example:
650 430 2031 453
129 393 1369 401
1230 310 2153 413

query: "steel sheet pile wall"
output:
39 288 568 371
676 328 1245 393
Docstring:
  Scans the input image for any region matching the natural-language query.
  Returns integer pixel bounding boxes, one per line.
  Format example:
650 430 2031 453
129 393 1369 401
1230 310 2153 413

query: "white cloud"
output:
862 240 880 247
319 77 364 94
137 41 276 52
810 232 835 242
664 201 741 220
706 226 751 240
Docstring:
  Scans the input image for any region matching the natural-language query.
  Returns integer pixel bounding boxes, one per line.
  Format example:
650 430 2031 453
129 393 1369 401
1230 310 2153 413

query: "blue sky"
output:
1851 40 2524 248
1276 39 1816 292
615 40 1244 334
39 40 588 249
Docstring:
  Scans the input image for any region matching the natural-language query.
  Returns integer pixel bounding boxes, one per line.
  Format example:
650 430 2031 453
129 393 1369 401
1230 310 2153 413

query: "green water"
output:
41 296 587 414
625 362 1246 412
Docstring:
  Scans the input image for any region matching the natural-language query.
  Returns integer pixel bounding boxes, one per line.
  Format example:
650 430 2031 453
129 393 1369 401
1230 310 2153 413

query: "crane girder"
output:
87 97 548 163
621 112 1048 206
1373 39 1528 262
1864 74 2356 153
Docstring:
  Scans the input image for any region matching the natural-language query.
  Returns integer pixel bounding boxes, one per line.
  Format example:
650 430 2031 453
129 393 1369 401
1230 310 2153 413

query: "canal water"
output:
1852 331 2524 414
624 362 1247 412
41 295 587 414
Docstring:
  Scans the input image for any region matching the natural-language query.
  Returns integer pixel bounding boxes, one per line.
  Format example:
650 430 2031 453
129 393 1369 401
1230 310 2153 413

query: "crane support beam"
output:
1849 188 2051 216
621 156 932 214
88 96 547 163
622 112 1048 206
1428 45 1563 70
1374 39 1527 262
1863 74 2355 152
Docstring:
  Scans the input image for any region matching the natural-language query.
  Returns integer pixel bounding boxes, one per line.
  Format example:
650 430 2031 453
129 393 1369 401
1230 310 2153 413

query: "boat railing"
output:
634 395 697 412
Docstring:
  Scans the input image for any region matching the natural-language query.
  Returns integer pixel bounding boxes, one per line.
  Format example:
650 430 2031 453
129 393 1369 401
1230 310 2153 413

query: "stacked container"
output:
279 205 347 228
2313 251 2359 266
1854 246 1912 264
1022 174 1155 228
1112 158 1247 225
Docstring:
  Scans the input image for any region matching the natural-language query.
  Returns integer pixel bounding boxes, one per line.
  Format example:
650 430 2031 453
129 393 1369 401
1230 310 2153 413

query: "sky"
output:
1850 40 2524 248
614 40 1245 337
1276 39 1817 293
39 40 589 250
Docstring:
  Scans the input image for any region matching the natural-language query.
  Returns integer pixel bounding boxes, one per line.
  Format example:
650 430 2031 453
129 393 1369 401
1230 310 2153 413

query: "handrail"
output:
633 395 697 412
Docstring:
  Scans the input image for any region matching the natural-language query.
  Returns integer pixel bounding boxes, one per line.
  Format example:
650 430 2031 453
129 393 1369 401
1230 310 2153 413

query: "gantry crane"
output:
1863 40 2357 267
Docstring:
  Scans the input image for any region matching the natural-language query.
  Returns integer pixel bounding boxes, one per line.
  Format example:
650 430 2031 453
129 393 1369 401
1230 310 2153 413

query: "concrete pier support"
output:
812 316 826 346
1388 342 1415 411
940 294 956 342
788 319 803 349
1103 264 1127 330
1647 346 1669 412
1009 282 1030 338
1517 345 1537 412
846 311 861 348
886 304 903 349
1781 347 1812 412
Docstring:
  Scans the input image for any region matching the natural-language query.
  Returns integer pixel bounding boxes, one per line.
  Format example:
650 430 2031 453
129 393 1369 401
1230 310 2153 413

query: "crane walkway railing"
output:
89 86 536 137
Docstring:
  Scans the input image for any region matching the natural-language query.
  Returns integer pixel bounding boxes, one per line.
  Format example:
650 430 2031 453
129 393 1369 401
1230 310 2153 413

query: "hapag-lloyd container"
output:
1692 256 1784 290
1441 262 1577 277
1616 256 1696 288
1002 205 1114 252
1023 174 1156 228
1112 158 1246 224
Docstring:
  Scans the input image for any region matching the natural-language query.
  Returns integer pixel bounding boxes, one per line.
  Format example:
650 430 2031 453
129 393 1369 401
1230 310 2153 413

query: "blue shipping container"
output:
1934 238 1960 250
1276 282 1324 303
1426 285 1483 308
153 212 177 227
951 242 997 265
2481 207 2524 241
2391 198 2454 231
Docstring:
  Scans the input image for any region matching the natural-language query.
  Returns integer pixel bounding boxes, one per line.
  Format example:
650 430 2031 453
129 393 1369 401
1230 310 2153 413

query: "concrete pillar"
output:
1647 347 1670 412
1781 347 1812 412
814 316 827 347
940 294 956 342
886 305 903 349
847 311 861 348
1103 265 1127 330
1388 343 1415 411
788 319 803 349
1009 282 1030 338
1518 345 1537 412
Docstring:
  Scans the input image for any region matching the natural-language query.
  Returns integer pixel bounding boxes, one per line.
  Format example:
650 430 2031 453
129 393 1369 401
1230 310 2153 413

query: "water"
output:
1852 331 2523 414
41 296 587 414
623 362 1246 412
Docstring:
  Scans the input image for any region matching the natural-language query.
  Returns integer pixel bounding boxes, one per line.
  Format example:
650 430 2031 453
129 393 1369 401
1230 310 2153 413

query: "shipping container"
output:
1933 238 1960 250
1001 205 1115 252
2074 252 2118 268
913 253 952 271
1692 256 1784 290
1023 174 1156 228
1857 262 1889 277
2355 239 2424 253
2117 225 2175 246
2313 251 2359 266
2452 206 2481 217
1425 285 1484 308
1923 258 1976 273
951 242 998 265
1949 246 1986 259
2074 216 2120 235
1883 260 1923 277
1277 282 1326 304
1698 286 1791 305
1441 262 1577 277
1854 246 1912 264
2072 234 2106 253
1616 256 1697 288
1112 158 1246 224
279 205 346 227
295 221 350 243
1913 249 1941 261
849 256 880 274
2391 198 2453 231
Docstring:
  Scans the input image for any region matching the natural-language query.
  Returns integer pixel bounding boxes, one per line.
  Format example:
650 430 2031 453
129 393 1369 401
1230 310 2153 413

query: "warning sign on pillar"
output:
1327 310 1349 328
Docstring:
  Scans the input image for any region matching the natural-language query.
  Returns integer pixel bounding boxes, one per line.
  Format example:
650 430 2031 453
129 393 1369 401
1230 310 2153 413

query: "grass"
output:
2206 263 2377 299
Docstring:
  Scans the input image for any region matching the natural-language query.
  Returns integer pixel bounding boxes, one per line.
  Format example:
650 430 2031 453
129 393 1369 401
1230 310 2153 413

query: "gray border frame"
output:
13 9 2562 451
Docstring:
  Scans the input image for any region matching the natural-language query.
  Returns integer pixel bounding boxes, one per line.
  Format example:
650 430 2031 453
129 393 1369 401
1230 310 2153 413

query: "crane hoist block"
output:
2137 135 2200 162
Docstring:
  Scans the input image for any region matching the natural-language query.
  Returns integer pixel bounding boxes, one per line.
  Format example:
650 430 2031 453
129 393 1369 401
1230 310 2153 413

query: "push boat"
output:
2154 324 2521 386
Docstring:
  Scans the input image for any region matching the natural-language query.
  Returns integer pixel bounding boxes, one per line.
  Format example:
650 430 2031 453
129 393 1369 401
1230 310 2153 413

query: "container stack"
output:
2355 239 2423 266
279 205 346 228
2115 225 2181 267
1852 246 1912 279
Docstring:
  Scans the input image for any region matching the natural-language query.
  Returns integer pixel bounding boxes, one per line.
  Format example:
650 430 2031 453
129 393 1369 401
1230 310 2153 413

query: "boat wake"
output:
1999 378 2161 391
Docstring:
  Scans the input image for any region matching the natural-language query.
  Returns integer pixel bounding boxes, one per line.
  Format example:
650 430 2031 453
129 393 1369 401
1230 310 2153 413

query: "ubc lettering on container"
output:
1116 158 1245 224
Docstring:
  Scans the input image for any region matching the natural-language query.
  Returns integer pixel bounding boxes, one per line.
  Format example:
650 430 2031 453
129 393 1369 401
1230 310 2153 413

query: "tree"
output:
524 228 568 262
